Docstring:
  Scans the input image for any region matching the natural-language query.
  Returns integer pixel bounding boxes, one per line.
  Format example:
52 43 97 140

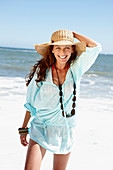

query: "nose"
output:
59 49 65 55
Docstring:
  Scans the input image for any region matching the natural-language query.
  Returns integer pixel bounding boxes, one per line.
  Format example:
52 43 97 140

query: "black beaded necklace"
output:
54 64 76 118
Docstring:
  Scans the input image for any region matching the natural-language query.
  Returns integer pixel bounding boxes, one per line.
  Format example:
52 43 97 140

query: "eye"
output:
65 46 70 49
56 47 60 49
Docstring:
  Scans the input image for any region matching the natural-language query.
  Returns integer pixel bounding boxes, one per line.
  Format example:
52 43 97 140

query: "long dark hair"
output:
25 45 77 86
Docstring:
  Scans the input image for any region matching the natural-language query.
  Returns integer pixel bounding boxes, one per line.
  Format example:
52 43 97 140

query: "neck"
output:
55 62 68 70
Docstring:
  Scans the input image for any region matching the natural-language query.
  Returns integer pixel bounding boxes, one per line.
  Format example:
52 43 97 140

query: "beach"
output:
0 47 113 169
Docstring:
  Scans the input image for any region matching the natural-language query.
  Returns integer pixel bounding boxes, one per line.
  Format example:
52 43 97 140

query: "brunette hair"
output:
25 45 77 86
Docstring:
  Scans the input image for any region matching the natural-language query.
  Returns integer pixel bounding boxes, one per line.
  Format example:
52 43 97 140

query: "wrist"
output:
18 127 29 135
21 125 27 128
22 123 28 128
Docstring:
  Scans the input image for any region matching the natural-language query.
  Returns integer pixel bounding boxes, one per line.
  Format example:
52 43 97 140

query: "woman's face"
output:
52 45 73 65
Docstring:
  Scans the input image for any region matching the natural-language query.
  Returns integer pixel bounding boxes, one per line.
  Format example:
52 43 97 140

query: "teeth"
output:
59 55 66 59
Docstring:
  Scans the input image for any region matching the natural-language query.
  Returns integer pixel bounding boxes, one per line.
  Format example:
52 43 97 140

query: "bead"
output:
61 104 63 110
71 109 75 115
72 96 76 101
66 114 72 118
59 91 63 96
73 83 76 89
62 111 65 117
59 84 62 90
60 97 62 103
72 103 76 108
73 90 76 95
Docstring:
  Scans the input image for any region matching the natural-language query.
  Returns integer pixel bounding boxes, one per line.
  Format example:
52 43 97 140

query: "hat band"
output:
51 38 73 43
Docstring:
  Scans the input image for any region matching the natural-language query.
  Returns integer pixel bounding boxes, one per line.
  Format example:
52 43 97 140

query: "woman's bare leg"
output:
53 152 71 170
24 139 46 170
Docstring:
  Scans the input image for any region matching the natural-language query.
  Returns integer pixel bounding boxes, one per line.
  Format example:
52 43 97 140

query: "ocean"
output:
0 46 113 99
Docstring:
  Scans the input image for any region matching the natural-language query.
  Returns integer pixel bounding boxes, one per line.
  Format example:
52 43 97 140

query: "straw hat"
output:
34 29 86 57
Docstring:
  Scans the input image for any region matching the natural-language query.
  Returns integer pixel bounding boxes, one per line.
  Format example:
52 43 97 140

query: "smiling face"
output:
52 45 73 68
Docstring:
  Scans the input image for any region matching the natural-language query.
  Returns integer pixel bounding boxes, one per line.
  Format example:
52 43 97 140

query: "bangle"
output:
18 127 29 135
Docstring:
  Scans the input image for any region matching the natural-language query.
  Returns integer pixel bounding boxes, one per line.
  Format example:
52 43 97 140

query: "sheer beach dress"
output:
24 43 102 154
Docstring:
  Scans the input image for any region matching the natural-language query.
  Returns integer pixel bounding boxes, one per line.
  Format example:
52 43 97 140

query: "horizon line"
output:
0 46 112 55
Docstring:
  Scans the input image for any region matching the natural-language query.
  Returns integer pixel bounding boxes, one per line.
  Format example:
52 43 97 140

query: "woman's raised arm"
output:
72 31 98 47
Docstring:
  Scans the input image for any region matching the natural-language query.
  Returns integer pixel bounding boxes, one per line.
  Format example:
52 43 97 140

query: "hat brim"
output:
34 41 86 57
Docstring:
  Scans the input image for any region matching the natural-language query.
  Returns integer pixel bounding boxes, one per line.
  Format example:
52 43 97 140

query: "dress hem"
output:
29 135 72 155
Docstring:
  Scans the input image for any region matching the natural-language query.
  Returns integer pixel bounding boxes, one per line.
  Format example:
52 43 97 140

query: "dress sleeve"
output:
24 72 40 117
72 43 102 80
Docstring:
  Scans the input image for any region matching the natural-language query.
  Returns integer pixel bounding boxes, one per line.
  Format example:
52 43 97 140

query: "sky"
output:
0 0 113 54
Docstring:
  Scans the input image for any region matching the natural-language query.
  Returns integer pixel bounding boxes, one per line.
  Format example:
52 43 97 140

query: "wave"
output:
0 47 36 53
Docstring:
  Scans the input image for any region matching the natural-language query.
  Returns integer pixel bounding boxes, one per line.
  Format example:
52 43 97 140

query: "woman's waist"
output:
31 111 76 128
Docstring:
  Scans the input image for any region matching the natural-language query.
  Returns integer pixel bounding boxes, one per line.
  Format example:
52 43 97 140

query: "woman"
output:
18 29 102 170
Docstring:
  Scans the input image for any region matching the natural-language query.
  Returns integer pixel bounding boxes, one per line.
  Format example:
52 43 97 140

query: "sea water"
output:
0 46 113 99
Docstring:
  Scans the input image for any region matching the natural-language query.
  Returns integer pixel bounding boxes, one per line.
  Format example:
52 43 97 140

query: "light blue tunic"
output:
24 44 102 154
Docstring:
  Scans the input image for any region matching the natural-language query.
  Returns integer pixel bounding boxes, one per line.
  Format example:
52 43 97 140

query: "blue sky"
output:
0 0 113 54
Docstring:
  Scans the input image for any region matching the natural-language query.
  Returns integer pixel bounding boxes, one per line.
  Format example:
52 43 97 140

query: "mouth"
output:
58 55 67 59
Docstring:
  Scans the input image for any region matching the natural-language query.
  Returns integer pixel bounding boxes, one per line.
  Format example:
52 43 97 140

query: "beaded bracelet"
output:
18 127 29 135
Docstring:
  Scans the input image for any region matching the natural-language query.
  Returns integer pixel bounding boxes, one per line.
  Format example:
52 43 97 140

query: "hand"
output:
72 31 77 38
20 134 29 146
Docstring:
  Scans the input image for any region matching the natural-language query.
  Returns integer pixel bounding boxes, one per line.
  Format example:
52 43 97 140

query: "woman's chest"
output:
34 80 74 107
52 67 69 86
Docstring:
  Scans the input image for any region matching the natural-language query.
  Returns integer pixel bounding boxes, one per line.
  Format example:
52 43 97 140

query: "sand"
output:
0 77 113 170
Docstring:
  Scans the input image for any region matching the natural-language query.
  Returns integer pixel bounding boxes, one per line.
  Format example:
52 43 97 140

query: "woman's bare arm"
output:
22 110 31 128
72 32 98 47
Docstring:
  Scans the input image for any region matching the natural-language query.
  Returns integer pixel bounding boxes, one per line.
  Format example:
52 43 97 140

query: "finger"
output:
21 136 28 146
20 135 29 146
72 31 76 37
22 139 28 146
